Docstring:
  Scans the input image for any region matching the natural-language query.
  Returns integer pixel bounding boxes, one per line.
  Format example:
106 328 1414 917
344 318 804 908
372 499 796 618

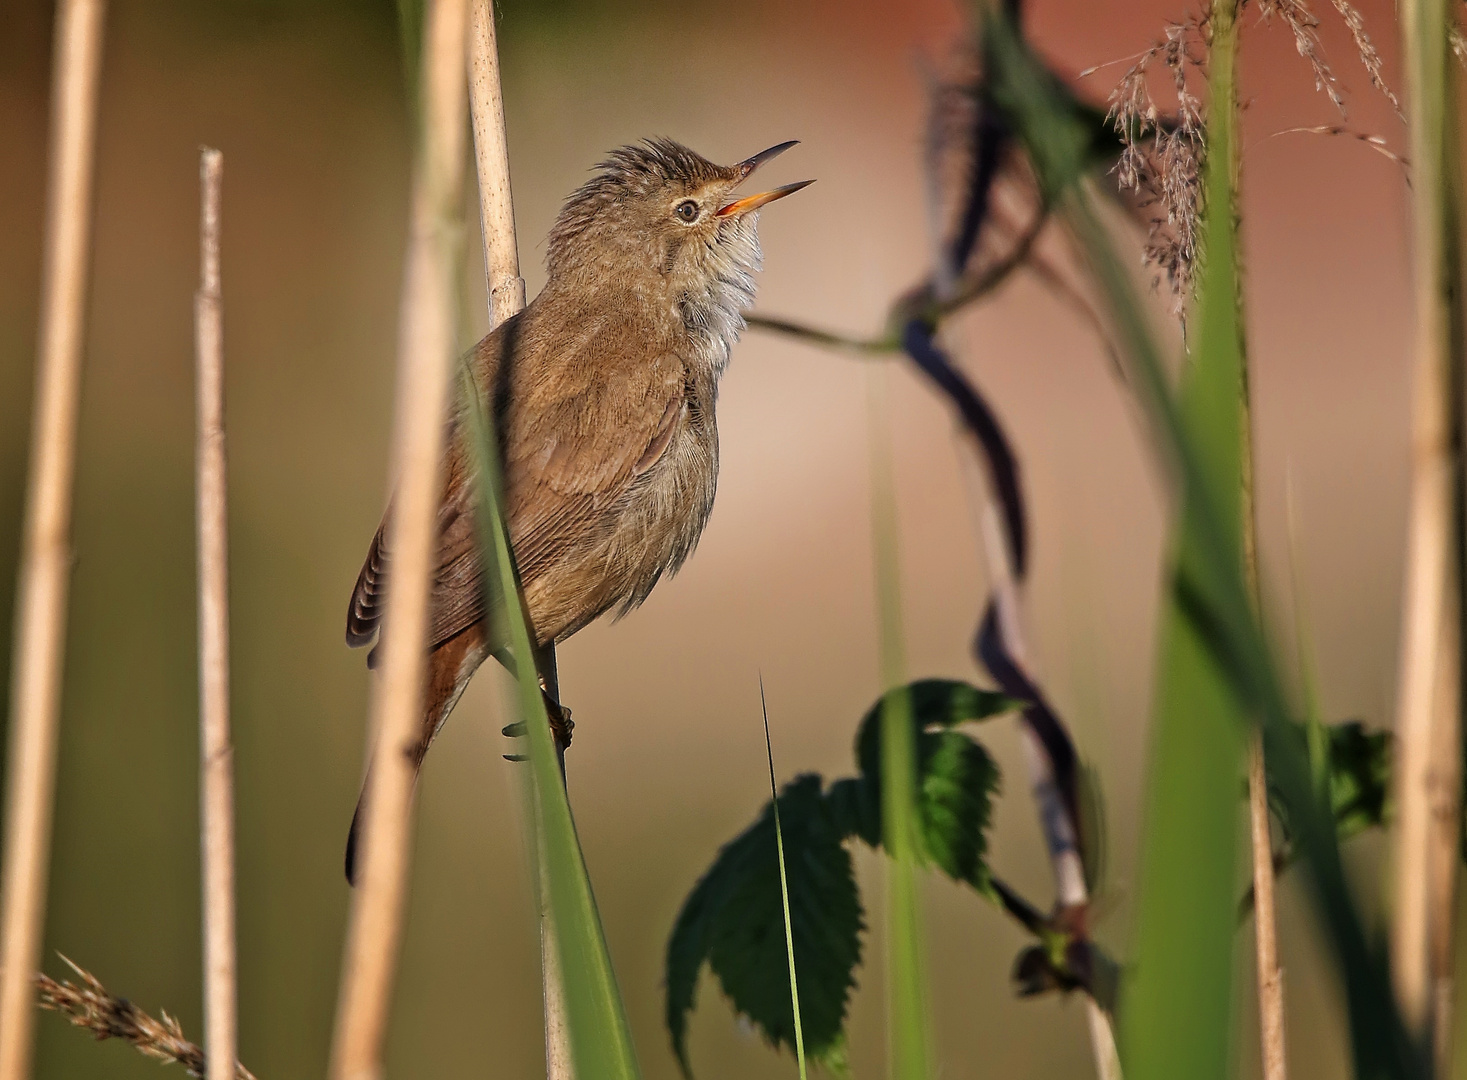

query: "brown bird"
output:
343 138 811 881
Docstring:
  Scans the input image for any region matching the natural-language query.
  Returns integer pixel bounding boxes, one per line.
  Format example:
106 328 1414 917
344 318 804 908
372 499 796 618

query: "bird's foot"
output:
545 694 574 751
498 700 574 760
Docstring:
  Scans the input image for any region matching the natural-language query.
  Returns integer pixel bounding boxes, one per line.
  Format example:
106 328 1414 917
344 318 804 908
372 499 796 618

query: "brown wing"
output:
346 306 685 652
499 336 686 588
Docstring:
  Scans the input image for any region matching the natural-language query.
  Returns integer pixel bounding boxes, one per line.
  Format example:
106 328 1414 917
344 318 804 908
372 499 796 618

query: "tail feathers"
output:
343 622 491 886
344 793 365 886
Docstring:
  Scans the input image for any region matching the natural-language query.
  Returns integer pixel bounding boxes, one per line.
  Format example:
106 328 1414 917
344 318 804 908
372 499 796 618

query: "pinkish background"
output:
0 0 1427 1076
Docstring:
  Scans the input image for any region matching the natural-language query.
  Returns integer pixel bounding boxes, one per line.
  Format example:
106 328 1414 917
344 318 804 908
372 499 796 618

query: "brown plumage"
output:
343 138 810 881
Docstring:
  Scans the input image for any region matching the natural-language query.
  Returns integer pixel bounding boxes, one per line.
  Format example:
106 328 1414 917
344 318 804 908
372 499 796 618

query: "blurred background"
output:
0 0 1424 1076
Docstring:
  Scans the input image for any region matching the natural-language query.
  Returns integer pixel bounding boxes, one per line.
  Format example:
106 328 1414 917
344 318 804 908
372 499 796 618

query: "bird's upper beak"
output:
717 140 814 217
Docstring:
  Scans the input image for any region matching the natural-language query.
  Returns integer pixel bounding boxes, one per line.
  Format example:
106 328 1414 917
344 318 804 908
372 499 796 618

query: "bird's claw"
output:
500 699 574 760
546 697 574 751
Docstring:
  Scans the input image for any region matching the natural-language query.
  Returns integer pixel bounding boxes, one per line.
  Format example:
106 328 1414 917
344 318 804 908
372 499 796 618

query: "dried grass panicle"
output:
1327 0 1402 115
1106 16 1209 308
35 958 257 1080
1104 0 1399 310
1269 124 1409 170
1256 0 1346 111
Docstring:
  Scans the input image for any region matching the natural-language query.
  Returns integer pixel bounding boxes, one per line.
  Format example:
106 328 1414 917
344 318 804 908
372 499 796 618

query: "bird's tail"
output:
344 622 490 885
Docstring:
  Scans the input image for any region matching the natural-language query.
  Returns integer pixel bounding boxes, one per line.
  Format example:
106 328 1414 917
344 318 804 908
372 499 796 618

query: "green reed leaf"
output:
866 368 933 1080
1118 3 1247 1078
460 367 642 1080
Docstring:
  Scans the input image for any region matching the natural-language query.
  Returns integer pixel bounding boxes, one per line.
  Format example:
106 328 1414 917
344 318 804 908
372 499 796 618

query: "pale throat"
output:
674 218 763 379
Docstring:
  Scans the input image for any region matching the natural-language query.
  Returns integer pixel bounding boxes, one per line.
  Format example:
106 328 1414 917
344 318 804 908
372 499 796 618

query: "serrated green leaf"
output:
823 777 880 849
664 775 863 1077
852 681 1004 890
914 730 1000 889
857 679 1020 736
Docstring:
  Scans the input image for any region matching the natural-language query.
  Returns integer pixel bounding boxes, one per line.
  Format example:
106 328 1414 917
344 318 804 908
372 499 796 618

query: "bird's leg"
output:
532 641 572 780
496 644 573 781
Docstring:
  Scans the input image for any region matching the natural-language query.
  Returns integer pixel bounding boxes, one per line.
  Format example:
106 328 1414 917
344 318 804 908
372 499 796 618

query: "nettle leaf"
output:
665 681 1009 1074
858 679 1020 735
1325 721 1391 840
854 679 1009 890
665 774 863 1077
1265 720 1393 846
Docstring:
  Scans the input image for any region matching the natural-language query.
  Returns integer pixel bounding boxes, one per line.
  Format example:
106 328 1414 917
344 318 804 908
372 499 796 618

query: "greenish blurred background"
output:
0 0 1424 1076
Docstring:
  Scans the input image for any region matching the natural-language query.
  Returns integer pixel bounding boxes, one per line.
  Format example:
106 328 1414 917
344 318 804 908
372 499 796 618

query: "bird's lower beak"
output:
716 179 816 217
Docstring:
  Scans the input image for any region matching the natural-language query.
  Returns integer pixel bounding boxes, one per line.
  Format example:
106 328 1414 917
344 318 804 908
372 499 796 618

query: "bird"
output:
342 137 811 882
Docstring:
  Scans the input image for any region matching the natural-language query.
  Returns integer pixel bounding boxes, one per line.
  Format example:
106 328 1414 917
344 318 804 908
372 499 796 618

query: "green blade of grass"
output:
759 680 809 1080
867 366 933 1080
1120 2 1246 1078
459 367 642 1080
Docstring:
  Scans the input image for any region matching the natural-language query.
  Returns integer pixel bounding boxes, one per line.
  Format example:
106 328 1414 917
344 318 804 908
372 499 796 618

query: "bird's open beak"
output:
716 180 816 217
718 141 813 217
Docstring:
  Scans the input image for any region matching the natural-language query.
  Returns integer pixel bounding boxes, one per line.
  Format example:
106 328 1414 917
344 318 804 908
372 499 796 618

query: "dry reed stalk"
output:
36 958 257 1080
464 5 571 1078
194 147 239 1080
0 2 107 1077
1227 17 1288 1064
468 0 524 330
1247 734 1287 1080
1390 0 1463 1049
327 1 471 1077
1428 603 1462 1068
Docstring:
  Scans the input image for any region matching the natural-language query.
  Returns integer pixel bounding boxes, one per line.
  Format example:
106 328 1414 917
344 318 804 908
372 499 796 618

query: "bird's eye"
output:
674 200 700 223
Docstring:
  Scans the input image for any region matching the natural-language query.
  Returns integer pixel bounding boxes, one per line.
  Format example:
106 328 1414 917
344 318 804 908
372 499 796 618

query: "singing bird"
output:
343 138 811 881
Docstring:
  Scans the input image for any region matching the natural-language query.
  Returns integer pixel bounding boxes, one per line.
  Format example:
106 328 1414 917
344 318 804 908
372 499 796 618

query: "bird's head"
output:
545 138 811 306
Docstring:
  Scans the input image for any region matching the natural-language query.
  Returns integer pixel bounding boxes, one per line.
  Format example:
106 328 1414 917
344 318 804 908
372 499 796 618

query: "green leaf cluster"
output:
1320 721 1393 840
1265 719 1393 849
664 680 1013 1075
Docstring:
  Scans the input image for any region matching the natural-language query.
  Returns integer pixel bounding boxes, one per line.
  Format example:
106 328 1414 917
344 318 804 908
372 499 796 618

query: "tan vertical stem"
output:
1392 0 1462 1051
468 0 524 329
1238 233 1287 1080
0 2 107 1078
1213 1 1286 1067
327 1 470 1077
194 147 239 1080
1247 735 1286 1080
1429 605 1461 1069
464 6 570 1078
